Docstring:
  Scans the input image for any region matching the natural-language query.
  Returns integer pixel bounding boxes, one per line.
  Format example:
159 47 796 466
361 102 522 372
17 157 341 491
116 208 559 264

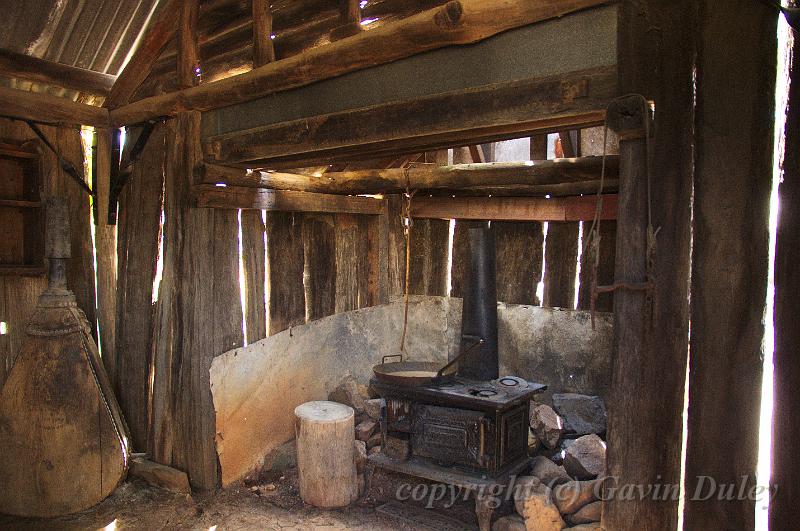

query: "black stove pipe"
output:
457 223 499 381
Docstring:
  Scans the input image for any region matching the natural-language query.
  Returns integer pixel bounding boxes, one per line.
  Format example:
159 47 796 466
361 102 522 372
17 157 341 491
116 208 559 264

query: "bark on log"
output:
771 17 800 530
684 1 777 528
0 86 109 127
295 401 357 508
0 48 116 97
110 0 610 124
197 157 619 195
542 222 579 309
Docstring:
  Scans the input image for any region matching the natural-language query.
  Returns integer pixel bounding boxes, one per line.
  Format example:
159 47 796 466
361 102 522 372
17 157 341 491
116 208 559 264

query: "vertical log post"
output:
94 128 117 381
771 15 800 529
603 1 696 528
542 222 579 309
685 1 778 528
177 0 199 89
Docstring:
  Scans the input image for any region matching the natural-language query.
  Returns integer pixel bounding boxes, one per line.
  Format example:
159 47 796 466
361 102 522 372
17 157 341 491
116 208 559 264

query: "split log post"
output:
603 0 695 525
771 14 800 529
94 128 117 383
684 0 778 528
294 401 357 508
542 221 579 308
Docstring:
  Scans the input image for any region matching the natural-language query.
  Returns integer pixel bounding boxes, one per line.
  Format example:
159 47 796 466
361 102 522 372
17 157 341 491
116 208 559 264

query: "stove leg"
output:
475 491 498 531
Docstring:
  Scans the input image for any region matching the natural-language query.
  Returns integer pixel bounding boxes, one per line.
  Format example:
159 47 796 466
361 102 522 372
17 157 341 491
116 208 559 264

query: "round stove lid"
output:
493 376 529 389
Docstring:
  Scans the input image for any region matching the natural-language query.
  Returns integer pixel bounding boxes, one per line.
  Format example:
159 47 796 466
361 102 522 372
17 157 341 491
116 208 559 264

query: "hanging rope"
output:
399 169 417 353
585 94 659 328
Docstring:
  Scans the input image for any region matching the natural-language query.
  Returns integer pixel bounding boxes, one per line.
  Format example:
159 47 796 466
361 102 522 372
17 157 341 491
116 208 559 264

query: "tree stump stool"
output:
294 400 356 507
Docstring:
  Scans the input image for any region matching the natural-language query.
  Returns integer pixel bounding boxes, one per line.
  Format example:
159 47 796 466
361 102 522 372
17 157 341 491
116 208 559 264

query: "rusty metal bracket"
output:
26 120 93 196
590 279 656 329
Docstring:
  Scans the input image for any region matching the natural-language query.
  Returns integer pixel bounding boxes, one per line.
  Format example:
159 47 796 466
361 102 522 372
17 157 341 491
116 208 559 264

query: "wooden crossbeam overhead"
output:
105 0 182 108
0 85 109 127
0 49 117 97
203 66 615 167
196 156 619 195
411 194 617 222
109 0 610 124
178 0 200 89
192 184 386 215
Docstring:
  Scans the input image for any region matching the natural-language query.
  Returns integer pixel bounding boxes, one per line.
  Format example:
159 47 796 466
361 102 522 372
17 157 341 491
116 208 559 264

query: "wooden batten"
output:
192 185 386 215
0 86 109 127
265 212 306 335
197 156 619 196
411 195 617 222
109 0 611 124
0 48 116 97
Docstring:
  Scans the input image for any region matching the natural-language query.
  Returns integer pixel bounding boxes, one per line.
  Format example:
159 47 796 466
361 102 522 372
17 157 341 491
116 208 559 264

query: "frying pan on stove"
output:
372 335 483 387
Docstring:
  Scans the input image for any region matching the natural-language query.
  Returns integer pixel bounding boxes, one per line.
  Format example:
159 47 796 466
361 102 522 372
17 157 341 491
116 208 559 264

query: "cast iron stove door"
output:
411 404 488 469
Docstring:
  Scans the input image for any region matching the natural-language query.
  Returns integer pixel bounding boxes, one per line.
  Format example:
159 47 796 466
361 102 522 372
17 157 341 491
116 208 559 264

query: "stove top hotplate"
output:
371 375 546 412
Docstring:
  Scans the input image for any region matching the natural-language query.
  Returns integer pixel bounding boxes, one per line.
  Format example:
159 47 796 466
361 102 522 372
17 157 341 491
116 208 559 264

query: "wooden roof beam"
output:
411 194 618 222
109 0 610 125
0 85 109 127
105 0 182 108
196 156 620 195
0 49 116 97
192 185 386 214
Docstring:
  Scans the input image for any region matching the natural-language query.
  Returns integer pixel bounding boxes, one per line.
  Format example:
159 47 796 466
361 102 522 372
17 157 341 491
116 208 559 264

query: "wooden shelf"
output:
0 265 46 277
0 199 42 209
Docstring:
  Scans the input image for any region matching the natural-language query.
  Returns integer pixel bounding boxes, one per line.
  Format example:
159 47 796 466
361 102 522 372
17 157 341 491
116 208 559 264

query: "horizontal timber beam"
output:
197 156 620 195
109 0 610 124
0 85 109 127
0 49 116 97
411 194 618 221
203 66 616 167
192 184 386 215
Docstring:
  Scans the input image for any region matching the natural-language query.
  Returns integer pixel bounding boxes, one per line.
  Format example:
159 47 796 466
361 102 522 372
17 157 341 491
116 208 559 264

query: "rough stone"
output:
355 419 377 441
529 455 572 487
368 446 381 456
364 398 384 420
492 514 526 531
528 428 541 455
566 501 602 525
128 457 190 493
563 435 606 480
513 477 564 531
552 393 607 436
530 403 564 449
353 440 367 473
569 524 604 531
384 434 410 460
552 479 601 515
329 375 369 415
367 432 382 449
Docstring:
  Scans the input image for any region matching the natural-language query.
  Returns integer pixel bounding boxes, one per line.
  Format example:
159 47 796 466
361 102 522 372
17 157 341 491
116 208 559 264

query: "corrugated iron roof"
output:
0 0 162 99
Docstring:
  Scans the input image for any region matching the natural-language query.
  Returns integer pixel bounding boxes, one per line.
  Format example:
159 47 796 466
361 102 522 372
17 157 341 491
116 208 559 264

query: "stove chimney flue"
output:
457 223 499 381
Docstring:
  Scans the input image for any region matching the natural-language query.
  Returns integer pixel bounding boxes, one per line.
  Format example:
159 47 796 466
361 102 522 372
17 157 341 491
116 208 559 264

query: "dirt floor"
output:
0 467 484 530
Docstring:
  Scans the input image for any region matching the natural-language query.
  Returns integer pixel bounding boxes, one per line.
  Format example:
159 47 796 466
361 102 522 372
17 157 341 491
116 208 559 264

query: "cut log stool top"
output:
294 401 357 508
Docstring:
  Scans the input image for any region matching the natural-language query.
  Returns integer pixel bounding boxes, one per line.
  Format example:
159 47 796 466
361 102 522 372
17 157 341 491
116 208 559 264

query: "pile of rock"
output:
507 393 607 529
328 376 386 496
